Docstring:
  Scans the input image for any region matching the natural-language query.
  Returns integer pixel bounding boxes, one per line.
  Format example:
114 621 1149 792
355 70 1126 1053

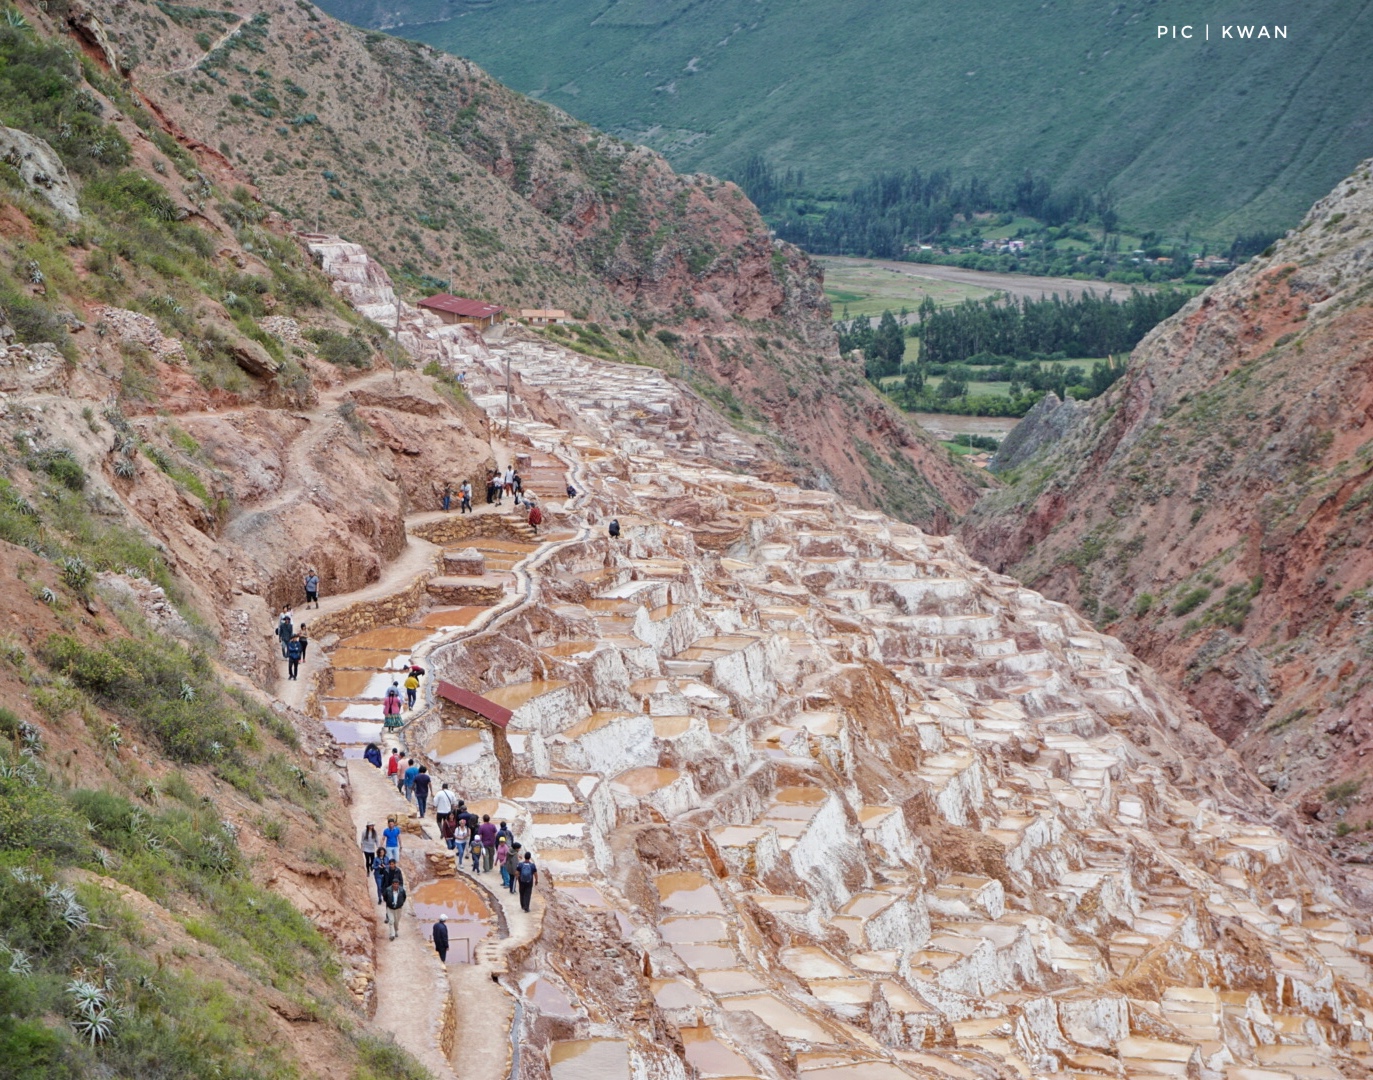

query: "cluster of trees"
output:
919 290 1188 366
735 156 1111 259
836 310 906 379
736 157 1271 283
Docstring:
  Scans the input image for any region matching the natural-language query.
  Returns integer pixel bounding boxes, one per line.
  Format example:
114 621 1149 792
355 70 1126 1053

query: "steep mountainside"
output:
962 158 1373 842
330 0 1373 236
67 0 978 526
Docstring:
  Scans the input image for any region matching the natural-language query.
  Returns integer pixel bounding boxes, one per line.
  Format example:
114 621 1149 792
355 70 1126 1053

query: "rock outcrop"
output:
962 157 1373 846
0 125 80 221
991 391 1088 473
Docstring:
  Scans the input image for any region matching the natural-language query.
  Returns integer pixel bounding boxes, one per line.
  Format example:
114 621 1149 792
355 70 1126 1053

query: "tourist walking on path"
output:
297 624 309 660
439 811 457 850
608 519 620 539
477 815 498 872
432 914 449 962
285 634 303 680
460 480 472 514
454 818 471 863
404 671 420 710
360 823 380 873
503 842 522 894
402 759 419 802
495 839 511 890
304 569 320 609
372 858 387 903
434 783 455 821
364 743 383 769
383 878 407 940
469 834 482 873
386 749 401 782
413 766 432 818
382 817 403 864
527 501 543 534
383 684 403 730
276 610 293 658
517 853 538 912
503 466 514 498
441 482 453 512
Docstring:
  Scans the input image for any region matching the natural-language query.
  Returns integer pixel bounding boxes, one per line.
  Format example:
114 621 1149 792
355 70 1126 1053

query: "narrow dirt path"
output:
265 369 572 1076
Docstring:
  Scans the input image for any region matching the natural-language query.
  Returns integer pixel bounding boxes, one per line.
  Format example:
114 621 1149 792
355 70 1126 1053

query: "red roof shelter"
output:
436 681 513 728
418 294 505 327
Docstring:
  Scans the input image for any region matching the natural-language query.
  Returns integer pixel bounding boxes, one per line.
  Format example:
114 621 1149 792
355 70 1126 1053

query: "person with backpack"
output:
404 671 420 710
527 501 543 534
382 817 402 865
434 783 455 821
469 831 483 873
285 634 304 680
412 766 432 818
303 569 320 609
608 519 620 539
516 853 538 912
386 749 401 783
360 823 379 873
402 759 419 802
566 484 576 499
364 743 383 769
503 842 522 895
460 480 472 514
383 876 407 941
432 913 449 963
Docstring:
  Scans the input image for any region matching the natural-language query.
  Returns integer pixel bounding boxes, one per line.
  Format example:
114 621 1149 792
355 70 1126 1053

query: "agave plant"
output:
113 456 136 480
46 884 90 932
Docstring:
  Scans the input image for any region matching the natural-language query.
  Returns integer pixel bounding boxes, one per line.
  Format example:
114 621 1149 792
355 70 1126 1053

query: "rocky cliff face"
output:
962 158 1373 849
57 0 977 527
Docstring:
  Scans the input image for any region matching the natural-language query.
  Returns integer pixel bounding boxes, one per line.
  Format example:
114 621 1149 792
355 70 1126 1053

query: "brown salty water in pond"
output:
484 680 568 709
418 606 489 628
410 878 491 965
680 1027 754 1078
613 767 680 796
427 728 484 765
549 1039 630 1080
656 872 724 913
339 627 430 650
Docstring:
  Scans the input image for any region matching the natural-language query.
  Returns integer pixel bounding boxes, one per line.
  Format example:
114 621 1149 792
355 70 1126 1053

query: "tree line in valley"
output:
917 289 1189 366
735 156 1279 280
836 288 1187 416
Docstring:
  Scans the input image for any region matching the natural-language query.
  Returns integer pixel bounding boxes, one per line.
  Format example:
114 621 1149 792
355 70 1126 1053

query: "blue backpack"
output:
517 860 535 884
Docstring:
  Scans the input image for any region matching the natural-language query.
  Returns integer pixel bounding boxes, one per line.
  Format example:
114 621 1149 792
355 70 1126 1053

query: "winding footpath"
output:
270 362 579 1080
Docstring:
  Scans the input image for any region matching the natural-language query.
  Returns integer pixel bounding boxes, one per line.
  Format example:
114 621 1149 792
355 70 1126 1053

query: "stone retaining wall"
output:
426 578 506 605
309 571 434 638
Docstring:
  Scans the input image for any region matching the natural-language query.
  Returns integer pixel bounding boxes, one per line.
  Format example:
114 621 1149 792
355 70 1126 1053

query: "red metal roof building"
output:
418 294 505 327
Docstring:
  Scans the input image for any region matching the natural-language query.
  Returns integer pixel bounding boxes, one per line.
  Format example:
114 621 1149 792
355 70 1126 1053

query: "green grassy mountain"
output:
317 0 1373 239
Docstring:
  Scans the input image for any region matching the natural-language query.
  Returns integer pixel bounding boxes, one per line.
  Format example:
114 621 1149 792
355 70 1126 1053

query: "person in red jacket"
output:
528 500 543 534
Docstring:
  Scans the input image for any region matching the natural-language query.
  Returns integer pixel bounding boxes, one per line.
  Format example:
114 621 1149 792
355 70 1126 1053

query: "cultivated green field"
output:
324 0 1373 236
823 261 996 319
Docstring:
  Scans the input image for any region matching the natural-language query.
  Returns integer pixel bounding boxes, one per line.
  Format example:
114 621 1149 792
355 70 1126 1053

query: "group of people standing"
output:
363 746 540 917
275 569 322 681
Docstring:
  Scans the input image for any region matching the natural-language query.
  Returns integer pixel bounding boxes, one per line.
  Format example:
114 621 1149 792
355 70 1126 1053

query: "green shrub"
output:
0 751 87 858
1327 779 1361 803
1133 592 1155 615
303 327 372 368
1172 586 1211 616
655 328 681 346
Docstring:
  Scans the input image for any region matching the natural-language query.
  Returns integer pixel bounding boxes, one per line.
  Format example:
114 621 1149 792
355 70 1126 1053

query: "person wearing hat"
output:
432 913 449 963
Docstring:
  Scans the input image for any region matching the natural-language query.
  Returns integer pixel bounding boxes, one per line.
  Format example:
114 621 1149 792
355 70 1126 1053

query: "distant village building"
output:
418 294 505 329
520 309 570 325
